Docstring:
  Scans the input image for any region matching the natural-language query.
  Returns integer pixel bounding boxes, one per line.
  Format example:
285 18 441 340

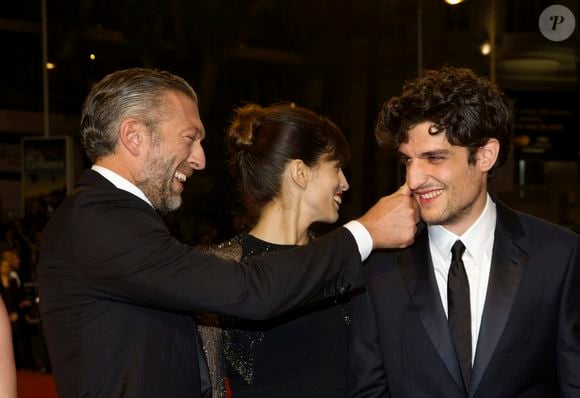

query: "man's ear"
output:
289 159 310 189
118 118 144 156
477 138 500 172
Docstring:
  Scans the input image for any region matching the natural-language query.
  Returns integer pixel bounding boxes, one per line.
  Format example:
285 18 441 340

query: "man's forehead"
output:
401 129 451 147
163 90 204 130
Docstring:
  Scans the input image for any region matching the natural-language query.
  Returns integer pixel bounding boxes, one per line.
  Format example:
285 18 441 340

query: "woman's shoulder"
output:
204 233 245 261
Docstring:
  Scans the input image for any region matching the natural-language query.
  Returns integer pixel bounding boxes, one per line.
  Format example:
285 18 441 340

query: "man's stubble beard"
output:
422 175 484 228
136 139 183 213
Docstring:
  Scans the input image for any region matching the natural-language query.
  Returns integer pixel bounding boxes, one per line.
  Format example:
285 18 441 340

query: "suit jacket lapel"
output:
399 225 465 392
469 202 528 396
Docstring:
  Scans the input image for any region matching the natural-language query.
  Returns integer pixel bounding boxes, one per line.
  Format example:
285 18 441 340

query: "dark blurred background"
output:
0 0 578 379
0 0 578 245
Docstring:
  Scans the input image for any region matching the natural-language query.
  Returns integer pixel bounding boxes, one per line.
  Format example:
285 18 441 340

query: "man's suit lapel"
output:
398 225 466 392
469 201 528 397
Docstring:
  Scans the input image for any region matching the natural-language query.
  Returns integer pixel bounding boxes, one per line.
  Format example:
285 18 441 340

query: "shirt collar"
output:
91 165 154 208
428 194 497 261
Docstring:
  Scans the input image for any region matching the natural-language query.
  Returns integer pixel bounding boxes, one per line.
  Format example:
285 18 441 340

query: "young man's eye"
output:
428 156 444 162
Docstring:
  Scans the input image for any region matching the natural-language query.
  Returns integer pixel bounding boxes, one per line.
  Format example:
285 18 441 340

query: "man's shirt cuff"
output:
344 220 373 261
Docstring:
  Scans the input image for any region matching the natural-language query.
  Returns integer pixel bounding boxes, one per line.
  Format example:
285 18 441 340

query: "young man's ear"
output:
289 159 310 189
119 118 144 156
477 138 500 172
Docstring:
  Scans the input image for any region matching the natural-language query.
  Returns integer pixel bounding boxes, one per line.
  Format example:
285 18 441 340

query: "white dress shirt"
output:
91 165 373 261
92 165 153 207
428 194 497 363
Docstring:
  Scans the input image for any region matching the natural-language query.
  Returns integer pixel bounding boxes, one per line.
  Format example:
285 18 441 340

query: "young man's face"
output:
398 121 490 235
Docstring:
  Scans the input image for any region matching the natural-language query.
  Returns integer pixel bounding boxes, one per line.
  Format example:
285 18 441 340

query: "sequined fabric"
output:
197 233 294 396
222 234 289 385
199 233 350 398
197 237 243 398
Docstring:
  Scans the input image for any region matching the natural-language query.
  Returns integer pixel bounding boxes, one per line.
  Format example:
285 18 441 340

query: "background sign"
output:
510 91 578 161
21 136 73 218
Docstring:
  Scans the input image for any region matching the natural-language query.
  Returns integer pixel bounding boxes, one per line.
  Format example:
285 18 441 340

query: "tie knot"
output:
451 240 466 262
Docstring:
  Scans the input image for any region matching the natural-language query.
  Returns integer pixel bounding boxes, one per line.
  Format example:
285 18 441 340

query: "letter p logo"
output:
550 15 565 30
539 5 575 41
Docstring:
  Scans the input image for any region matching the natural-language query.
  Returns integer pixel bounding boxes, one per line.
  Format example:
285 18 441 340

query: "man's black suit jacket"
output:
39 170 362 397
349 200 579 397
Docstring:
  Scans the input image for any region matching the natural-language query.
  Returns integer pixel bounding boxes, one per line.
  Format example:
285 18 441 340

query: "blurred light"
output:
480 41 491 56
500 58 560 71
290 102 296 108
89 53 96 61
445 0 465 4
45 62 55 70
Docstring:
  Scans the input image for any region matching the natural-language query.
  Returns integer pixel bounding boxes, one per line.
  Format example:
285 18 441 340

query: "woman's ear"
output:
119 118 143 157
477 138 500 172
289 159 310 189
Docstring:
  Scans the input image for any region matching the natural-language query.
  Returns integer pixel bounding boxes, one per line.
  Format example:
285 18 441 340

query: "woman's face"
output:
302 159 350 224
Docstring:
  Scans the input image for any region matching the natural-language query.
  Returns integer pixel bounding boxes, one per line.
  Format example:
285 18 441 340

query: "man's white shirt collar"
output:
91 165 154 208
428 194 497 262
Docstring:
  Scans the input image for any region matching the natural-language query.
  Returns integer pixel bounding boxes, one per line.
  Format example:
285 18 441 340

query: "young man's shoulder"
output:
515 209 577 240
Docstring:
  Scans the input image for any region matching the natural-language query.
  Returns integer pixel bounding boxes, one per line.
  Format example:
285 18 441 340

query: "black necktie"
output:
448 240 471 391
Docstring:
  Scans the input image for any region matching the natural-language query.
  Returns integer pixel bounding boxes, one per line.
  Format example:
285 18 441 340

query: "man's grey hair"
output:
80 68 198 162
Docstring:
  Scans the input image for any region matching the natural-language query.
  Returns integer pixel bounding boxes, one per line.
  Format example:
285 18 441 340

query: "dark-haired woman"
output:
199 103 354 398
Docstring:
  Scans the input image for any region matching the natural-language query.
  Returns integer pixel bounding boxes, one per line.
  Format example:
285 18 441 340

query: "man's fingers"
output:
397 184 420 222
410 199 420 223
397 183 413 196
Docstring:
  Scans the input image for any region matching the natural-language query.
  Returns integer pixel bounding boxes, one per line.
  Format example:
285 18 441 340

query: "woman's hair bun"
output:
227 104 265 147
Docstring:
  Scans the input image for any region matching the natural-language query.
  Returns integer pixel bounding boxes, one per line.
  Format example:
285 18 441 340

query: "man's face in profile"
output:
136 91 206 212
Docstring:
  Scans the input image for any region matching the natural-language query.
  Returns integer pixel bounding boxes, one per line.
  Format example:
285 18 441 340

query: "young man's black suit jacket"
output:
349 200 579 398
39 169 363 398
